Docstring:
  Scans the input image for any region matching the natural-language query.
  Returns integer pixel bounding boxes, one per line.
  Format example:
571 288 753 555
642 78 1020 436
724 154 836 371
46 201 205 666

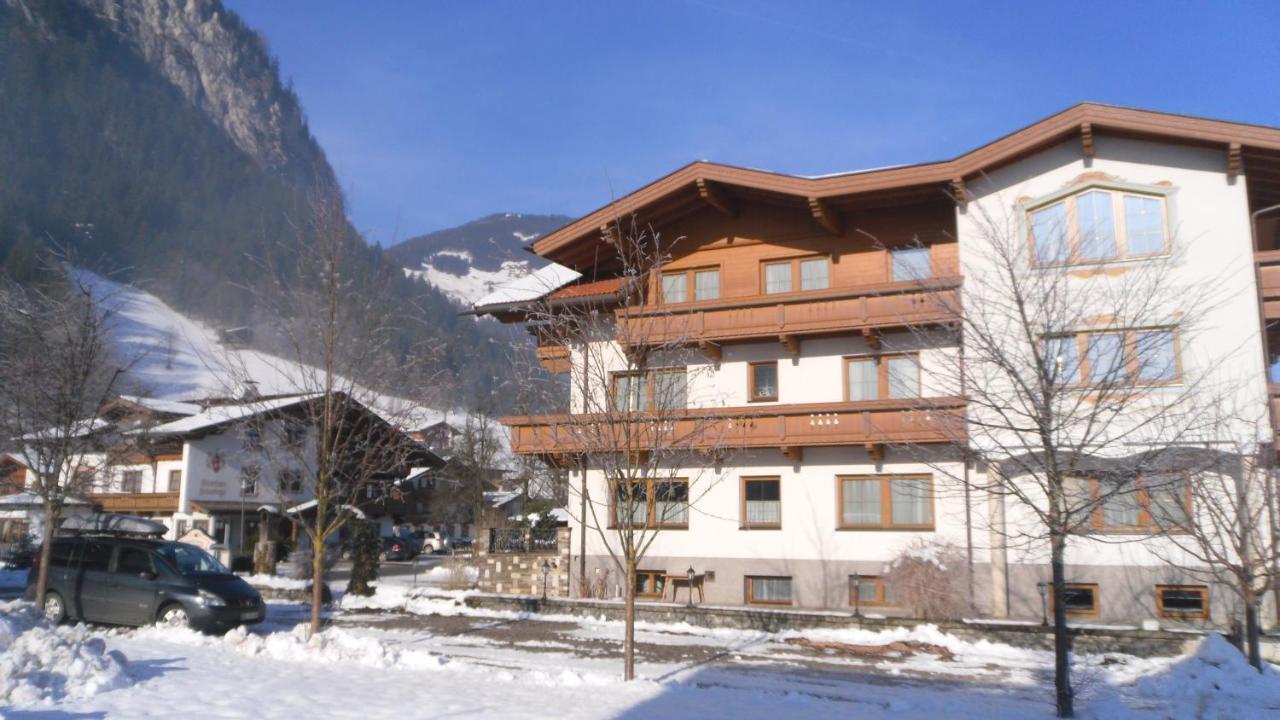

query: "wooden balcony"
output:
616 278 961 350
1257 251 1280 320
502 397 964 458
536 343 571 373
91 492 179 514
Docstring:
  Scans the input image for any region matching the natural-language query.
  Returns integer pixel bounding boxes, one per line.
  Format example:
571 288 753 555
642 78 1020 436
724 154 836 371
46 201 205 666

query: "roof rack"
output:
59 513 167 538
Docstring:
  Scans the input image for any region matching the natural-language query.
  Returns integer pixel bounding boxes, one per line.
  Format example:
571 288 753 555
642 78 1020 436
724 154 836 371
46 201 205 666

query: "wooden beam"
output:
950 178 968 209
696 178 738 217
780 334 801 358
861 328 881 351
1080 122 1095 158
1228 142 1243 179
781 446 803 463
807 197 843 235
865 443 885 463
600 223 617 246
698 340 722 363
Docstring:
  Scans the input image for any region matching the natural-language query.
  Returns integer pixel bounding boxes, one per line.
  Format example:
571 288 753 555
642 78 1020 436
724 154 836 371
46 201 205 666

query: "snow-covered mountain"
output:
388 213 571 305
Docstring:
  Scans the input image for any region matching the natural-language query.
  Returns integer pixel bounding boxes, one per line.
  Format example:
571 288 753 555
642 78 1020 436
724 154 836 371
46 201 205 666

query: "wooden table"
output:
664 573 705 604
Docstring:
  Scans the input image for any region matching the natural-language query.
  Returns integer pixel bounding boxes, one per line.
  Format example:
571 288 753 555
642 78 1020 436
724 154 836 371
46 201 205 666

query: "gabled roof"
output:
472 263 582 313
532 102 1280 268
144 394 320 436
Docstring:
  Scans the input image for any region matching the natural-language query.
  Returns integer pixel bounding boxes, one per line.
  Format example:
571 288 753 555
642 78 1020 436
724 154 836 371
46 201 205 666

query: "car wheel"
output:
43 592 67 624
157 603 190 628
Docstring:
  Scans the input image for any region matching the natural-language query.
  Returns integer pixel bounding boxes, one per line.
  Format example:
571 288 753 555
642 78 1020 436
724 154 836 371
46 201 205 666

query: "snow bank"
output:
238 573 311 591
1125 633 1280 719
0 601 130 705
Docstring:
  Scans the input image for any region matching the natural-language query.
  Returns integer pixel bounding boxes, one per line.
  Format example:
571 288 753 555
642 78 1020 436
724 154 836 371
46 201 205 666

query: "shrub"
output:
883 539 972 620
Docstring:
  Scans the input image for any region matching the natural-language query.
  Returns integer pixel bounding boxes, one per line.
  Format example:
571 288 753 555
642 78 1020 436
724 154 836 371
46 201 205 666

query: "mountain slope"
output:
389 213 570 304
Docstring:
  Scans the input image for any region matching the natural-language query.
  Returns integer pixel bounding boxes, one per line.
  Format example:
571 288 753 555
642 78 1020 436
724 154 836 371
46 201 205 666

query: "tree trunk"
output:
34 500 57 606
1050 531 1075 718
1244 585 1263 671
309 537 326 635
623 556 636 681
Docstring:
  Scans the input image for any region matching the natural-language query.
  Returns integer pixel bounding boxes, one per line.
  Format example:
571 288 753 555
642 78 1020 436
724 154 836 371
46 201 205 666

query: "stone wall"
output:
475 526 572 597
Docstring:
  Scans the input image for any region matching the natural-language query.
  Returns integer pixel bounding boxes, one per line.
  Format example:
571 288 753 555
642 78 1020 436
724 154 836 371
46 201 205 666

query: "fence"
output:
488 527 560 554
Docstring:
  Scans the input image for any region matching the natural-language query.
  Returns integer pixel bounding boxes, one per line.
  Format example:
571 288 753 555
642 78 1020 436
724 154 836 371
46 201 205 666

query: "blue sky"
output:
228 0 1280 245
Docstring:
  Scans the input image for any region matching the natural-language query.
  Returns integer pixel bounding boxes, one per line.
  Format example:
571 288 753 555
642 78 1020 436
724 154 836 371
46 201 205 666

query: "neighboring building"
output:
411 421 461 456
476 103 1280 626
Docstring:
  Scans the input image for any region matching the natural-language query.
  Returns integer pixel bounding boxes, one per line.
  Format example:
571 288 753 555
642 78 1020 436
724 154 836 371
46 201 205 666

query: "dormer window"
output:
1027 184 1171 266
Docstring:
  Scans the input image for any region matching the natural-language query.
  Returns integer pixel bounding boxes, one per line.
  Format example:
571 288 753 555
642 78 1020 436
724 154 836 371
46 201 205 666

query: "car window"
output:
49 540 79 567
153 542 228 576
80 541 113 572
115 546 153 575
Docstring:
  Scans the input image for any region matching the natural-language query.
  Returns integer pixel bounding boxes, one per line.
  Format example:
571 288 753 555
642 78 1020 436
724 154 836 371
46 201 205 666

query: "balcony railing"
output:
1257 250 1280 320
502 397 964 456
90 491 180 513
536 343 571 373
616 279 961 347
487 527 560 554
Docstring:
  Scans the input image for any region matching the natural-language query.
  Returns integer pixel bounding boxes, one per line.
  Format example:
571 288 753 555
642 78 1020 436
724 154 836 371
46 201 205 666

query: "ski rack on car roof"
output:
59 513 167 538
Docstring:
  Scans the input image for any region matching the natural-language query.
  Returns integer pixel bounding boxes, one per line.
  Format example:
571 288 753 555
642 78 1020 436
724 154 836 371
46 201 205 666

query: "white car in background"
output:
420 531 452 554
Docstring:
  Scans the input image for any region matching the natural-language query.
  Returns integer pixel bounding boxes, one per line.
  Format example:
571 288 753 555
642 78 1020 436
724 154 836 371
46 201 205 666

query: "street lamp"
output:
852 572 862 618
541 559 551 600
686 564 696 608
1037 581 1049 626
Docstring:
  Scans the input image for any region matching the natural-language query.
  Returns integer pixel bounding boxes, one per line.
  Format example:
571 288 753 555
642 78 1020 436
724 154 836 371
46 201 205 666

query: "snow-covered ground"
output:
4 581 1278 719
405 259 538 306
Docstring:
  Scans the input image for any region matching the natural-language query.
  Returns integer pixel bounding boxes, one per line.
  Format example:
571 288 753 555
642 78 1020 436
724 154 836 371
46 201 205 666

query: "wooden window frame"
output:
759 254 831 296
740 476 782 530
1027 186 1171 268
610 477 690 530
849 574 889 607
748 360 779 403
635 569 668 600
658 265 720 305
1155 584 1209 620
744 575 793 606
1087 474 1192 534
842 352 922 401
120 470 143 494
836 474 935 531
1043 328 1182 388
1053 582 1100 618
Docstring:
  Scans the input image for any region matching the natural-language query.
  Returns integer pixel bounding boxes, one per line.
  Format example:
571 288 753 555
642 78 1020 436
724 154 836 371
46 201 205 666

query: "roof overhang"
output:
532 102 1280 270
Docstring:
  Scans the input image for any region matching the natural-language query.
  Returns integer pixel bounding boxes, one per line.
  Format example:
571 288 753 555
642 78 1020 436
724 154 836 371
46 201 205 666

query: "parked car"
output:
1 544 35 570
451 536 474 550
30 535 265 633
380 536 418 562
419 531 452 554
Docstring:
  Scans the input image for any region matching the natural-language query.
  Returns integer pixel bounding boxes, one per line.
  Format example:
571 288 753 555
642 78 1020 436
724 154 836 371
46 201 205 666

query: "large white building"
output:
477 104 1280 627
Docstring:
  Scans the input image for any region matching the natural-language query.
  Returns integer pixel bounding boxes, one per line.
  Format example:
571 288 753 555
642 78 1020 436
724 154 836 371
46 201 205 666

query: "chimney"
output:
240 380 261 401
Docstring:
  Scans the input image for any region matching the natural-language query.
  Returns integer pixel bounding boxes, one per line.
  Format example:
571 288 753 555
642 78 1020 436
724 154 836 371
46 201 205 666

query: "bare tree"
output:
511 218 747 681
0 265 128 605
230 189 435 635
890 191 1240 717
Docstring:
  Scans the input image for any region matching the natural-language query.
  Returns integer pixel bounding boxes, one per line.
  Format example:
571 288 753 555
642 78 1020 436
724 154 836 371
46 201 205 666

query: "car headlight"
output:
197 589 226 607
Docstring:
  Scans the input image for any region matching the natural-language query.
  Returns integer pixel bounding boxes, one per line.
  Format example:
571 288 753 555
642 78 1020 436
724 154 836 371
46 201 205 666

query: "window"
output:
1028 187 1168 265
661 273 688 304
891 247 931 281
1058 583 1099 617
240 466 260 496
1042 329 1180 386
849 575 889 607
613 478 689 528
694 269 720 301
284 425 307 448
80 541 113 572
844 354 921 401
1089 474 1190 533
1156 585 1208 620
749 361 779 402
745 575 792 606
166 469 181 493
120 470 142 493
741 477 781 529
838 475 934 529
800 258 829 290
242 426 263 451
175 519 189 538
635 570 667 600
612 369 686 411
660 267 720 303
278 469 303 493
115 547 153 575
763 256 831 294
764 261 792 294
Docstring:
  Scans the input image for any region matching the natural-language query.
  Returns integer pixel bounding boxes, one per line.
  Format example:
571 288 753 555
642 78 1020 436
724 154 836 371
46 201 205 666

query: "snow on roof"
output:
145 394 319 436
484 490 521 509
0 492 90 507
117 395 202 417
473 263 580 311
